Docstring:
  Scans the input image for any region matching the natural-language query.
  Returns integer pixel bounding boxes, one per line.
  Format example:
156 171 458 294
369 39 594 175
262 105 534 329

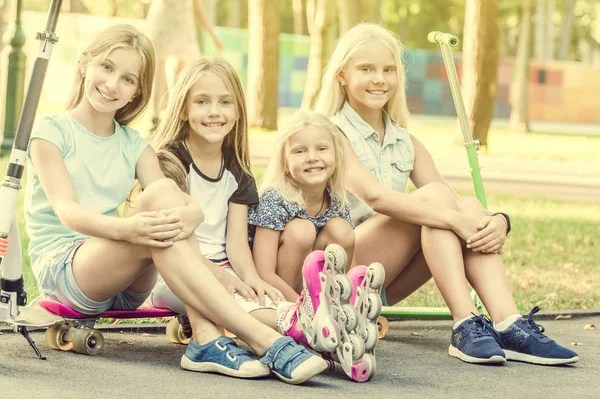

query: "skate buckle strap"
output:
260 337 306 369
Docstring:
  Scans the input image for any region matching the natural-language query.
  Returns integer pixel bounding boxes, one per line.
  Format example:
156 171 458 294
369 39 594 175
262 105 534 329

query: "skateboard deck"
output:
38 299 177 319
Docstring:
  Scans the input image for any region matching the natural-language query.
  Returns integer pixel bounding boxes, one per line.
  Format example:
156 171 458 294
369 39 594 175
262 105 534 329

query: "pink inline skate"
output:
275 244 356 353
328 262 385 382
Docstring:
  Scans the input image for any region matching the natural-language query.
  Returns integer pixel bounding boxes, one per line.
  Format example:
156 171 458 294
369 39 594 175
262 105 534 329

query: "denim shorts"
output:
36 240 153 315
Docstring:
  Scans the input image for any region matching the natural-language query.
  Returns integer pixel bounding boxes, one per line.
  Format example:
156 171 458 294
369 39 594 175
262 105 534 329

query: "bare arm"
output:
252 226 300 302
30 139 179 247
192 0 223 51
342 135 465 232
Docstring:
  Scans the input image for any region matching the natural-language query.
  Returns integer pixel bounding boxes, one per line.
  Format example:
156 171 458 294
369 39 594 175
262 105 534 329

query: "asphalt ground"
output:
1 316 598 399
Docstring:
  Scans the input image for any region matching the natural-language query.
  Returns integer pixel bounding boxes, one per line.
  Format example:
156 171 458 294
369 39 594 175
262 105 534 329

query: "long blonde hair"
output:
150 57 251 187
260 111 346 209
314 23 410 128
66 24 155 126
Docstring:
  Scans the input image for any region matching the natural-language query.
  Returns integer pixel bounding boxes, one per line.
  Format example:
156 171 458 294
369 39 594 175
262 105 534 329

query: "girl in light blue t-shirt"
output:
25 24 325 383
314 23 578 367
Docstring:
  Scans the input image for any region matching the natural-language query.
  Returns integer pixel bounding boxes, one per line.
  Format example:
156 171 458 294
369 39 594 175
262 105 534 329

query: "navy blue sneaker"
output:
494 307 579 365
449 314 506 364
181 337 270 378
260 336 328 384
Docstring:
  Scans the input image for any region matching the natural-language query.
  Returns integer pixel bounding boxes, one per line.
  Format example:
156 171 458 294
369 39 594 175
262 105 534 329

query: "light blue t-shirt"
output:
24 113 148 278
331 102 415 225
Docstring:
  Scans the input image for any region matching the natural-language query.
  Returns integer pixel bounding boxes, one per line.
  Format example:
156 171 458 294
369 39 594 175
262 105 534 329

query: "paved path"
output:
1 317 598 398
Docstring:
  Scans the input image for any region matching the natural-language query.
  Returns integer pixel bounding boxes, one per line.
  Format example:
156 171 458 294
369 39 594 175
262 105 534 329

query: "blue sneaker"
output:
449 314 506 364
181 337 270 378
494 307 579 365
260 336 328 384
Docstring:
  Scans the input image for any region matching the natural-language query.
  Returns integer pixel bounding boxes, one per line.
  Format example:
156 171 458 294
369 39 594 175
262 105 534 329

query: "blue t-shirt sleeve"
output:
28 115 69 156
123 126 149 164
248 189 290 231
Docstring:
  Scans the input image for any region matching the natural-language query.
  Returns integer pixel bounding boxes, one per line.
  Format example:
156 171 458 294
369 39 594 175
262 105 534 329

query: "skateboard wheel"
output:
364 353 376 380
367 262 385 290
166 318 190 344
377 316 390 339
336 274 353 302
325 244 347 273
366 292 382 320
71 328 104 356
342 303 359 331
348 333 365 360
46 323 73 351
364 323 378 351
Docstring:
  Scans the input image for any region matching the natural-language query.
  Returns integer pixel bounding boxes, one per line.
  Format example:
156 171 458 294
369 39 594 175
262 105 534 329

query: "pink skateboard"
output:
38 299 187 355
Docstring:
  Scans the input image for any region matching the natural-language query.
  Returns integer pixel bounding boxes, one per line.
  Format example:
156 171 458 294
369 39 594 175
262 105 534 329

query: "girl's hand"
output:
159 207 200 242
244 276 285 306
215 269 259 303
452 214 479 241
121 211 182 247
466 215 507 254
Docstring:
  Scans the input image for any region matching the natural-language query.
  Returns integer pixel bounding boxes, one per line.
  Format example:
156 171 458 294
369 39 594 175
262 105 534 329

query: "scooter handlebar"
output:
427 31 460 47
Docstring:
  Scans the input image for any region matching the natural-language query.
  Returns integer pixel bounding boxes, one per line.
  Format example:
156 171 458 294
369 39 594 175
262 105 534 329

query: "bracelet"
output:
492 212 511 235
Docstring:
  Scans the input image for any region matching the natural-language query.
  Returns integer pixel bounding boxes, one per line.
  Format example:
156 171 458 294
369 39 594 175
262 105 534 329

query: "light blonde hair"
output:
314 23 410 128
66 24 156 126
150 57 251 187
260 111 346 210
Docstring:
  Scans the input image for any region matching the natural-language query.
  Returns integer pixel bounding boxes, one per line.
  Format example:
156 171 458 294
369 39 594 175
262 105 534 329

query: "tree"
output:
247 0 280 130
534 0 546 60
337 0 381 34
292 0 305 35
546 0 556 59
509 0 532 133
461 0 499 146
300 0 336 109
558 0 576 60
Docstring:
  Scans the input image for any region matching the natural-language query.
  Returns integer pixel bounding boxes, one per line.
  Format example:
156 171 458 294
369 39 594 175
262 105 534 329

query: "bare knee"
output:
456 196 487 217
413 182 458 209
281 218 317 250
137 178 187 212
320 217 355 250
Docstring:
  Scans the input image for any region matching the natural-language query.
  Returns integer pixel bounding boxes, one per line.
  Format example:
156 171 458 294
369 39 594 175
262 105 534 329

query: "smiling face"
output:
338 41 398 117
81 47 141 116
184 71 237 146
285 126 336 191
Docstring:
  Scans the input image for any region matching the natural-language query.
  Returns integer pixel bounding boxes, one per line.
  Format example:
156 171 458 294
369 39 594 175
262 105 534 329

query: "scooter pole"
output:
0 0 62 324
427 31 487 207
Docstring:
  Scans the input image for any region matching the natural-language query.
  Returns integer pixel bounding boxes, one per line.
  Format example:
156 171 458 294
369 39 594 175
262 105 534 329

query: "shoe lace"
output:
468 313 499 339
524 306 546 337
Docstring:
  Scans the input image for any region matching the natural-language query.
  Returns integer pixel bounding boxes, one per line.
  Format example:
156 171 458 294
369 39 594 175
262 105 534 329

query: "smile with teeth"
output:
367 90 386 95
96 88 117 101
202 122 226 128
304 167 324 172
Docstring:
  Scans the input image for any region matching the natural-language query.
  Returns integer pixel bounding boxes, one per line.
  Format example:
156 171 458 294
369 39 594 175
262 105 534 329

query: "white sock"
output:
453 315 473 330
494 314 522 331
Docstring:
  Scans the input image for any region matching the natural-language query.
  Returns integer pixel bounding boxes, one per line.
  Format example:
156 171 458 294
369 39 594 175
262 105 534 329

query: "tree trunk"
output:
205 0 218 26
68 0 89 14
301 0 335 110
360 0 381 23
337 0 361 34
292 0 305 35
247 0 280 130
227 0 242 28
509 0 532 134
558 0 575 60
534 0 545 60
461 0 498 147
593 2 600 65
545 0 555 59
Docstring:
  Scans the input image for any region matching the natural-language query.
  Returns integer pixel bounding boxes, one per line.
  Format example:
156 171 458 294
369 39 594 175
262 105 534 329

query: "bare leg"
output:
313 217 355 270
277 218 316 293
73 178 281 355
456 197 519 322
384 250 432 304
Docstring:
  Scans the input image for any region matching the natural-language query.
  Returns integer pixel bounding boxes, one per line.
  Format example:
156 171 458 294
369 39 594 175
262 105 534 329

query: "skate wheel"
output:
342 303 359 331
325 244 347 273
336 274 353 302
364 323 378 351
348 333 365 360
377 316 390 339
71 328 104 356
366 292 382 320
166 318 190 344
46 323 73 351
366 262 385 290
364 353 376 380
